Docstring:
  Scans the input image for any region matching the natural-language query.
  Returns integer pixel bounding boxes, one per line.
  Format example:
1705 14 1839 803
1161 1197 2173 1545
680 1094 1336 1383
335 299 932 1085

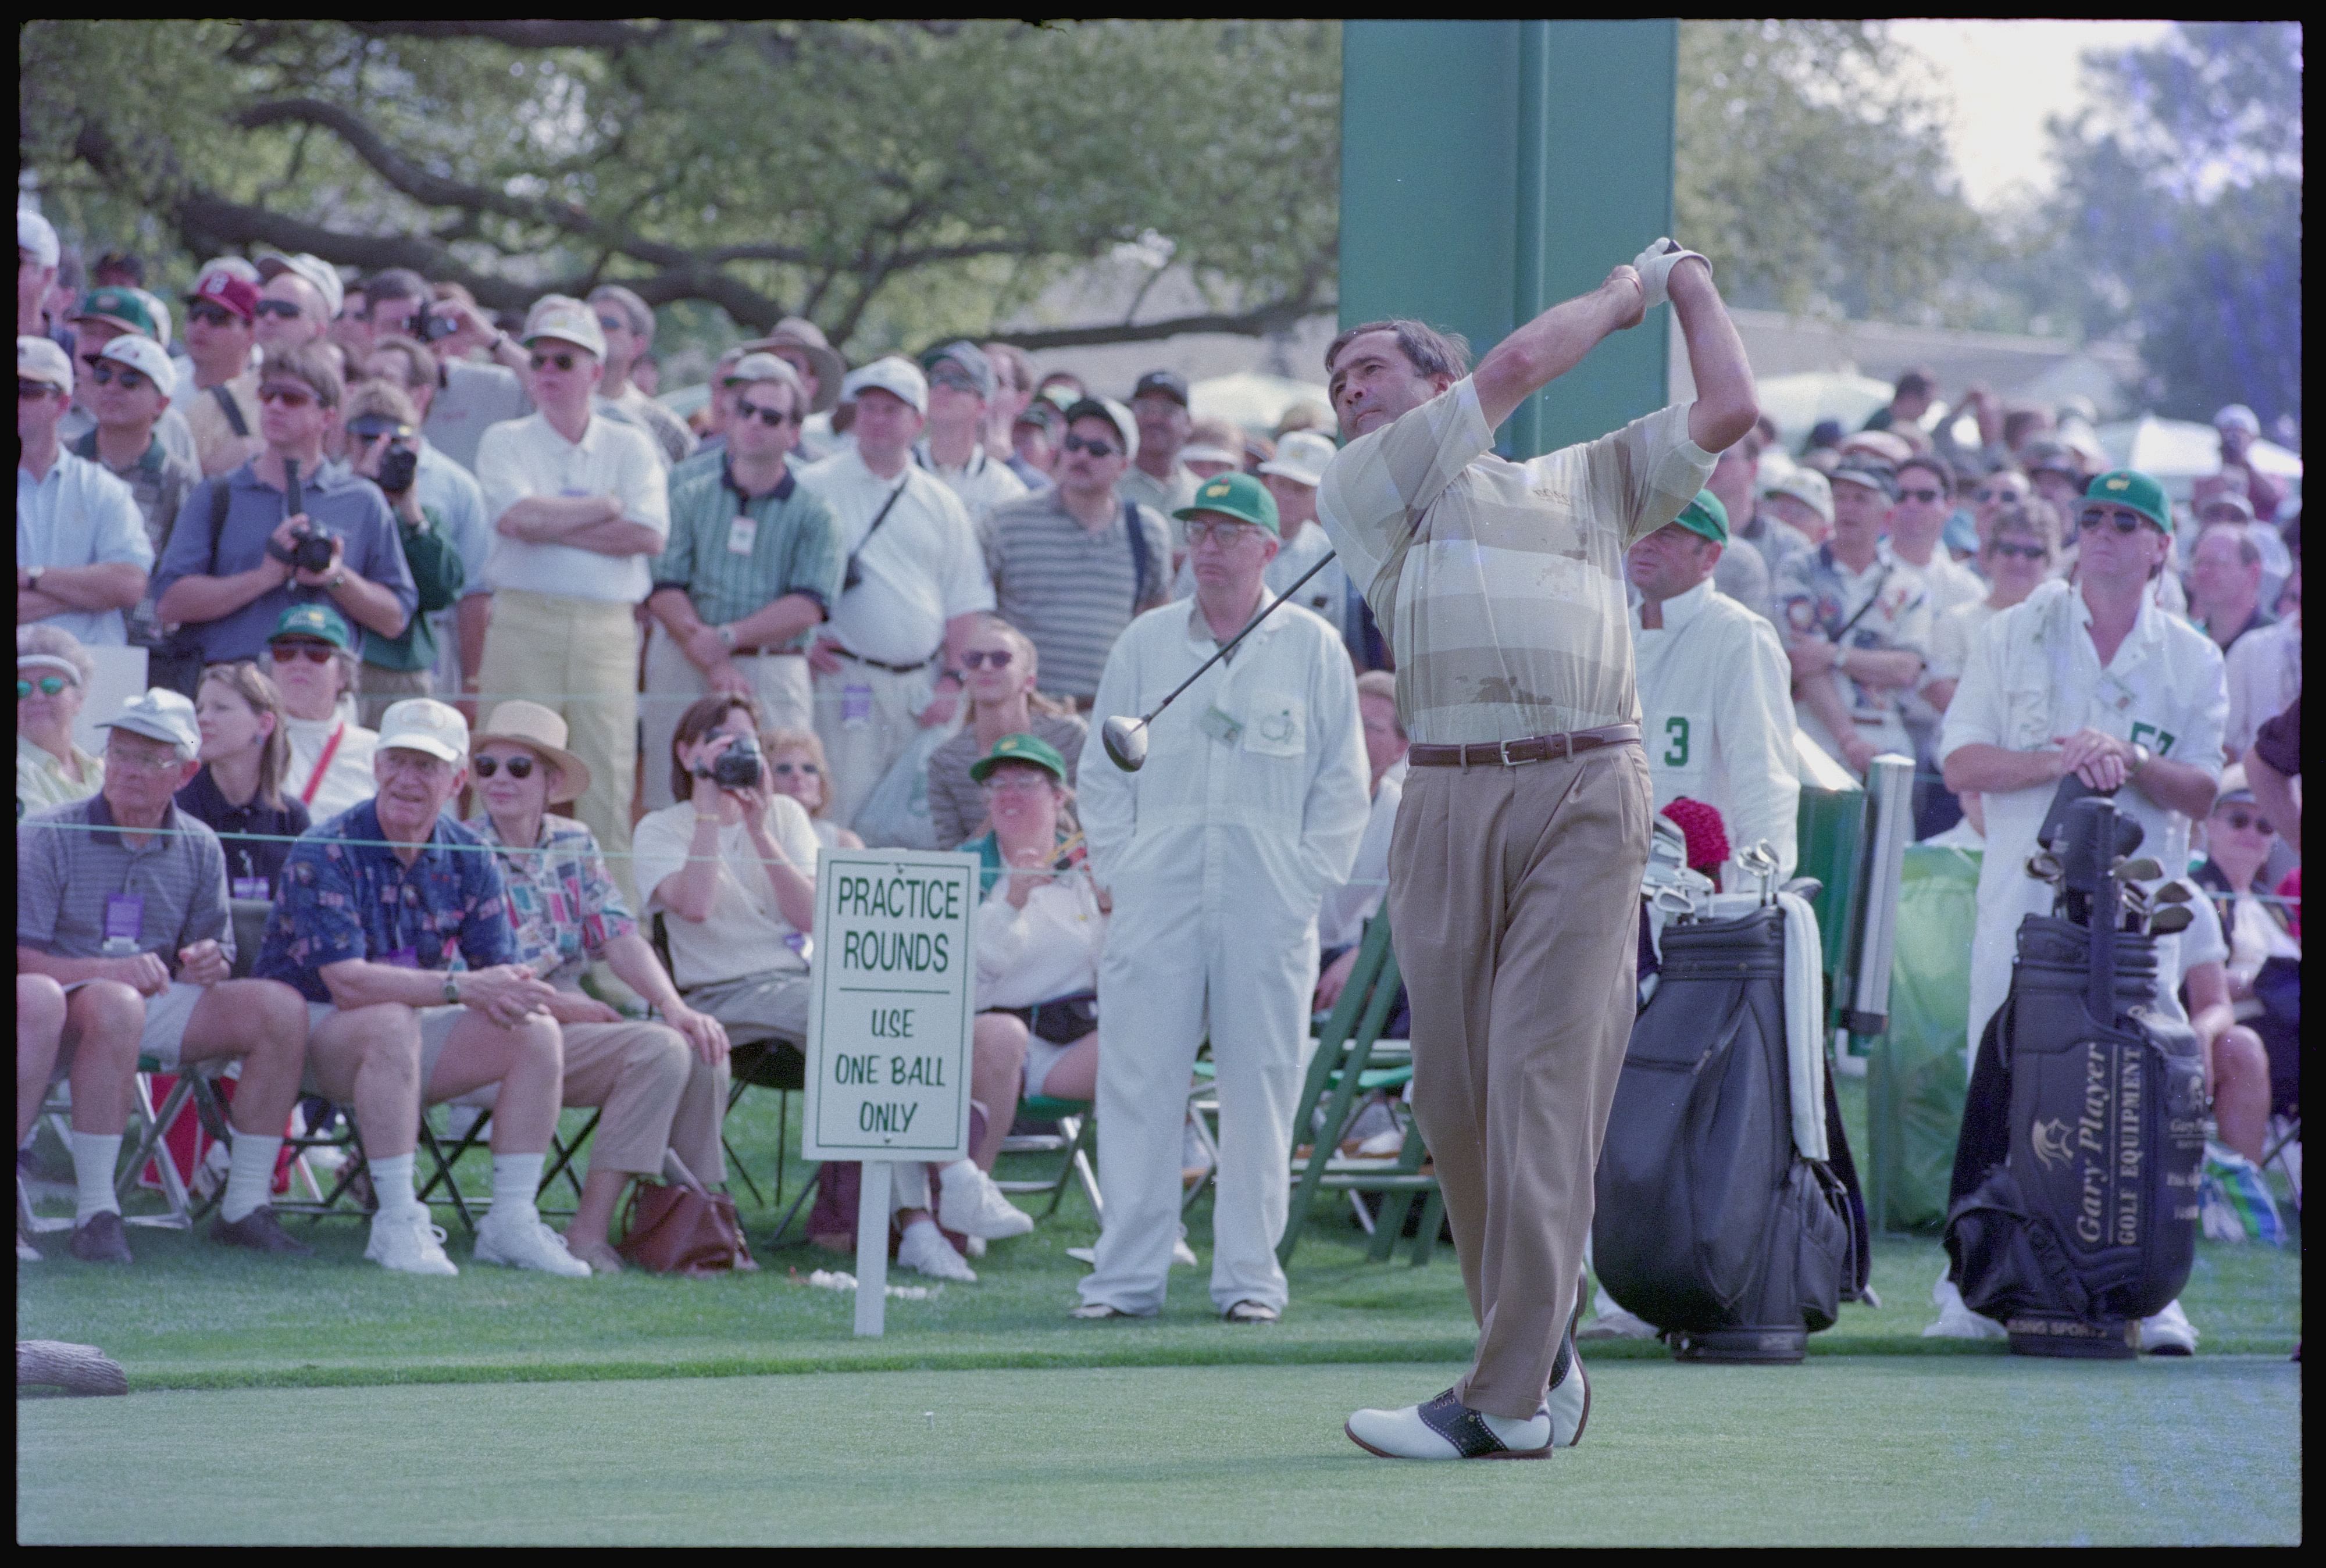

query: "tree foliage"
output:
20 19 1339 357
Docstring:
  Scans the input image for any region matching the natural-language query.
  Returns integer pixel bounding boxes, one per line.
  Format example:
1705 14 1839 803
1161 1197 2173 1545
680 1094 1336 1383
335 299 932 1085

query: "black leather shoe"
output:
70 1210 134 1264
211 1204 314 1255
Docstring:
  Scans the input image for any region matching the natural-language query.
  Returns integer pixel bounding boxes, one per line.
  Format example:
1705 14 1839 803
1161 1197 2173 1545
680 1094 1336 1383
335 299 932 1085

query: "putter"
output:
1101 549 1339 772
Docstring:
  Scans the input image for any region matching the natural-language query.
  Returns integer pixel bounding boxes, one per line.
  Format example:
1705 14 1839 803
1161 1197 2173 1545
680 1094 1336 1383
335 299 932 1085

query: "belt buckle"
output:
1499 738 1538 767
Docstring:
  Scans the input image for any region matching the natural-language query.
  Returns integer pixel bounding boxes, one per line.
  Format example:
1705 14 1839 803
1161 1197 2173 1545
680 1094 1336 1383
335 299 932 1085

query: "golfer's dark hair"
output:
670 692 763 803
1325 319 1471 384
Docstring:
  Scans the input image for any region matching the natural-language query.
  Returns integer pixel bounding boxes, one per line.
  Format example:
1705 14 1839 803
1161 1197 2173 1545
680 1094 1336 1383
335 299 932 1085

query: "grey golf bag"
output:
1942 795 2206 1358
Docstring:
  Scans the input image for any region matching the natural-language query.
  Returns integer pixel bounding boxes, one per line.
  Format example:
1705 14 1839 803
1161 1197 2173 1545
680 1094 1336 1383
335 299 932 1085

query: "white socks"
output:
70 1131 123 1224
369 1152 420 1216
220 1135 283 1224
491 1152 545 1225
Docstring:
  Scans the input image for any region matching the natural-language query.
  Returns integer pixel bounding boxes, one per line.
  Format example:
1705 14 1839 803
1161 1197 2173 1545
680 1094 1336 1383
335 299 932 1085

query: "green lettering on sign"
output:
1663 715 1690 768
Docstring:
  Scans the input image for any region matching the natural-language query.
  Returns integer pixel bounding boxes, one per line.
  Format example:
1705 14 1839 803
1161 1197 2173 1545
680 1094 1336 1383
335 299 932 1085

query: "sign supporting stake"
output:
854 1160 892 1337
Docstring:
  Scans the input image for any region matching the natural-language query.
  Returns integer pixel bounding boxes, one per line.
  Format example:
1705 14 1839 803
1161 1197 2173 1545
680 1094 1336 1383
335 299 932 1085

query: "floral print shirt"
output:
465 811 637 990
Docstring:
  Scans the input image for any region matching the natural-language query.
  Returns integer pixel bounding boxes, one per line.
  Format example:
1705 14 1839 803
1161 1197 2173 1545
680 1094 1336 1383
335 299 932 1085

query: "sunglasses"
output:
961 649 1015 670
2220 809 2274 835
529 351 579 373
733 398 796 428
471 754 535 780
1973 486 2022 503
1185 519 1260 547
983 772 1054 794
2078 508 2152 535
1988 541 2049 562
18 380 59 400
17 676 73 698
89 362 150 391
257 384 316 408
770 760 820 777
268 641 336 665
254 299 305 320
1898 486 1945 504
188 302 246 328
1061 434 1118 457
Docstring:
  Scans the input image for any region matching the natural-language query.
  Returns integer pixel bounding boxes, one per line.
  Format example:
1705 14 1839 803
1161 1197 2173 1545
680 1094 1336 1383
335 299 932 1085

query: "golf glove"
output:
1631 238 1711 310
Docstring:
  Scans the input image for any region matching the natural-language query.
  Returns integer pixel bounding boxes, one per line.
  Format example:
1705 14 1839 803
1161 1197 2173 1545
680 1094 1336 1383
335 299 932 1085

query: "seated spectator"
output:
2192 770 2300 1135
464 701 733 1274
2187 521 2275 655
180 267 264 478
19 335 151 649
925 617 1086 849
150 342 416 669
762 727 864 858
71 334 202 693
359 335 493 708
2245 695 2299 855
263 603 380 820
343 381 465 724
255 697 589 1278
17 689 313 1263
17 626 104 817
2168 876 2277 1169
630 695 820 1048
15 973 69 1260
1316 672 1410 1010
179 660 309 899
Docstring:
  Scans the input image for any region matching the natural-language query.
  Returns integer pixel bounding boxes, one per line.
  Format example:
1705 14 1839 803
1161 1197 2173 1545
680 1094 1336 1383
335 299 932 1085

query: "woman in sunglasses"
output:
760 727 862 858
2192 767 2301 1156
922 616 1087 849
1924 501 2060 714
15 626 104 817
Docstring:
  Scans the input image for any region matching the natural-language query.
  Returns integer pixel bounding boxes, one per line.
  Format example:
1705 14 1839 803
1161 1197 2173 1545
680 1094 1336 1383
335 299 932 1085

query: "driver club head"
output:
1100 714 1150 773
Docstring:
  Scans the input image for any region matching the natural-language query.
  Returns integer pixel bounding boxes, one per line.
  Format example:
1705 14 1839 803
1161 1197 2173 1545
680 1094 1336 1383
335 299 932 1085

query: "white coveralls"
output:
1076 597 1369 1315
1939 579 2226 1062
1632 577 1802 883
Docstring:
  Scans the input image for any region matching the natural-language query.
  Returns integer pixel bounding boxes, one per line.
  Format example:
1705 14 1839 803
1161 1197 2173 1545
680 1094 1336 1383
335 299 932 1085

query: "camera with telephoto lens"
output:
705 733 762 790
375 439 419 495
280 519 336 574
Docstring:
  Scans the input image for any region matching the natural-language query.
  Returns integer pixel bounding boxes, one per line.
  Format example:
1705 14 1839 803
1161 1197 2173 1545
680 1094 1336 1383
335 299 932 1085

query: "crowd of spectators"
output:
17 205 2299 1313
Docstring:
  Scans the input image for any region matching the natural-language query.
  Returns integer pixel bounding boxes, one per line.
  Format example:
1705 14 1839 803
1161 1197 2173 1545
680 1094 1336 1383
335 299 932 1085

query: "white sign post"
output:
801 848 980 1337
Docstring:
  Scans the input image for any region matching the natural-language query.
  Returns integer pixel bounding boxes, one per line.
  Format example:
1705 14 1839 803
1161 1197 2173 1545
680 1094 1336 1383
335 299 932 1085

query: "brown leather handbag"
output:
616 1173 757 1276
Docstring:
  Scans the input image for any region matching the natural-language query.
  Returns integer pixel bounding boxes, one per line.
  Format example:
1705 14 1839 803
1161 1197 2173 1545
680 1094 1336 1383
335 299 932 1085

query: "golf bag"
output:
1594 895 1870 1363
1943 796 2206 1359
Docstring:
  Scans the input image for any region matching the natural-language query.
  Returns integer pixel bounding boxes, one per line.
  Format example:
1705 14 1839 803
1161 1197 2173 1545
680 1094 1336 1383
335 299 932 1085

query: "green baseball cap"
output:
1673 489 1729 545
2081 469 2171 532
1173 470 1280 537
969 731 1069 786
72 286 160 338
267 601 355 652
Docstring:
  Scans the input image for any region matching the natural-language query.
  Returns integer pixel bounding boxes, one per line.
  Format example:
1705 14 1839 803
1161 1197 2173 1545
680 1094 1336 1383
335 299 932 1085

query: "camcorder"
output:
699 732 764 790
266 459 337 573
420 313 461 344
349 415 420 496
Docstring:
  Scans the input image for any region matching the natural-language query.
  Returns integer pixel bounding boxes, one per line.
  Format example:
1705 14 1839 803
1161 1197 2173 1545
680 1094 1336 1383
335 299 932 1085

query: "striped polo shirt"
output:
983 489 1173 702
17 793 233 963
1317 378 1715 747
651 455 847 641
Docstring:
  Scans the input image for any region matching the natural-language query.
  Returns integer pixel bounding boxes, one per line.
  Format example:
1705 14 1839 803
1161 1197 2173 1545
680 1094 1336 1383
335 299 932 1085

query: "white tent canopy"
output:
1190 370 1330 434
2096 414 2302 498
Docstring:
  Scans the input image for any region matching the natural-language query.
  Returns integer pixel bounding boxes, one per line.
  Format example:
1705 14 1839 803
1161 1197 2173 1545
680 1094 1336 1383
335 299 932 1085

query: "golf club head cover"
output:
1660 796 1730 883
1632 238 1711 310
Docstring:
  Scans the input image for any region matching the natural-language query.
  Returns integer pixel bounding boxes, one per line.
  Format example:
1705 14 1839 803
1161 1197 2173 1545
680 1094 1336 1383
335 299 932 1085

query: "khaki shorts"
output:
51 979 208 1076
305 1001 468 1099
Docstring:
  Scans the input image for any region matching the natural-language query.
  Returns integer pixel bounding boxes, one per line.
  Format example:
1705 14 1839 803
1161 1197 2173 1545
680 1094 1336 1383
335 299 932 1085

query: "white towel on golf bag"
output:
1695 891 1827 1162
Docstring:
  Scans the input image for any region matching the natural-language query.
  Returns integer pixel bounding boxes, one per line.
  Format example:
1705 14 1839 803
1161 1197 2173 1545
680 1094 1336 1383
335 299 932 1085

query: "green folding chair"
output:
996 1093 1100 1218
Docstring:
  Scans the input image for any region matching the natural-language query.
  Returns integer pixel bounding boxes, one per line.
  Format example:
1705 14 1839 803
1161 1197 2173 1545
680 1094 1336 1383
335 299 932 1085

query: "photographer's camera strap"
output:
841 476 912 588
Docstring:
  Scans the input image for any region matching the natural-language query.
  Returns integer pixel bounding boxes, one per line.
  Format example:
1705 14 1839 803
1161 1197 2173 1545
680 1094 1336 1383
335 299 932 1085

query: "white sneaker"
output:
1172 1233 1200 1268
474 1209 592 1277
937 1162 1034 1240
17 1234 42 1263
2138 1298 2199 1356
1924 1273 2007 1340
365 1208 458 1277
897 1219 977 1283
965 1234 987 1258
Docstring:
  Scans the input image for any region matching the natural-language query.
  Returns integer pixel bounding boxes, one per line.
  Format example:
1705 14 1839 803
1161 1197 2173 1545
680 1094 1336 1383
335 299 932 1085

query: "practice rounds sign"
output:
801 848 980 1164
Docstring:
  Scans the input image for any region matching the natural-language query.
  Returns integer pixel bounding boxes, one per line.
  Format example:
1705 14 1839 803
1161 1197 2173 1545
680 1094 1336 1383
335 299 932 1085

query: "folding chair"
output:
19 1057 217 1237
996 1094 1101 1218
413 1094 602 1237
648 914 804 1207
1277 913 1443 1266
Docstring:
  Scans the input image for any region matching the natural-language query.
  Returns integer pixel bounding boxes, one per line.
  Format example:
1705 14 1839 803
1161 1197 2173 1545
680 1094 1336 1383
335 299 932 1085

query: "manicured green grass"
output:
18 1357 2302 1544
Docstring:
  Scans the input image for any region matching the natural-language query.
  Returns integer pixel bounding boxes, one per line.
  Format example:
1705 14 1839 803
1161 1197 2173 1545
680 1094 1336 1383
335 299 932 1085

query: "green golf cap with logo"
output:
1172 470 1280 537
72 286 160 338
1673 489 1729 545
267 601 355 652
2082 469 2171 531
969 731 1069 786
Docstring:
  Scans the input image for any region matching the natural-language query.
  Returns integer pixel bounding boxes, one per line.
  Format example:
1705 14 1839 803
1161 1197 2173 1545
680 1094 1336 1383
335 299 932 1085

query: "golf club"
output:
2145 904 2195 937
1101 549 1340 772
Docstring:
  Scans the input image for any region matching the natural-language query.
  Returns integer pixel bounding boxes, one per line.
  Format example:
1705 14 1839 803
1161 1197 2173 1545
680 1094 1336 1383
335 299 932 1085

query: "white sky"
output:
1888 19 2176 210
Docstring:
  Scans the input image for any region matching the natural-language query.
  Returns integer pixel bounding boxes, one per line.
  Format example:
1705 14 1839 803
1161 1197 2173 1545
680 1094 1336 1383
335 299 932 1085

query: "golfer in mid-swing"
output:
1322 241 1758 1460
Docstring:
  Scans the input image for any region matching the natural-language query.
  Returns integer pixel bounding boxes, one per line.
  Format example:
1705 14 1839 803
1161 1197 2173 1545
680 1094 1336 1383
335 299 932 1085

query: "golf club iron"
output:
2152 881 2195 905
2145 904 2195 937
1100 549 1340 772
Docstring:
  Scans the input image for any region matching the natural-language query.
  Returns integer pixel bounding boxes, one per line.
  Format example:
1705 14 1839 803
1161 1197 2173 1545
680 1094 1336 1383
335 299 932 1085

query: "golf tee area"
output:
16 1085 2302 1544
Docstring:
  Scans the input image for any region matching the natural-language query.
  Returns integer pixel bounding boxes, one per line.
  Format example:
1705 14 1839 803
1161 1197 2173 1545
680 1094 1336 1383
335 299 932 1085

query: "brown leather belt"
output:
730 645 805 658
1407 723 1641 769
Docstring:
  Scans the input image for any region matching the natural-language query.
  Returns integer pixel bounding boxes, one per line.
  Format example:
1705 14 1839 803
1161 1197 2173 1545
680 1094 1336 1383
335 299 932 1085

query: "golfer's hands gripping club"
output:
1631 238 1712 311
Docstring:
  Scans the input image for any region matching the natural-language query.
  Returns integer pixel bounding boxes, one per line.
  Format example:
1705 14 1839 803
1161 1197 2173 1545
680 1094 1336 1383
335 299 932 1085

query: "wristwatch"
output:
715 623 739 651
326 570 347 590
2129 741 2153 775
442 972 461 1006
26 566 44 592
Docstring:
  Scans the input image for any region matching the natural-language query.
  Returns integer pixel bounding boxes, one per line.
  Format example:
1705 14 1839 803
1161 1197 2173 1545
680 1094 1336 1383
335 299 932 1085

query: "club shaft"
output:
1137 551 1339 724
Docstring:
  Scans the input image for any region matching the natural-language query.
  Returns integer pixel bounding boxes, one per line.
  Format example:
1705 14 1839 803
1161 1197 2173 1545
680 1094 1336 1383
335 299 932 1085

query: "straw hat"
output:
470 701 591 803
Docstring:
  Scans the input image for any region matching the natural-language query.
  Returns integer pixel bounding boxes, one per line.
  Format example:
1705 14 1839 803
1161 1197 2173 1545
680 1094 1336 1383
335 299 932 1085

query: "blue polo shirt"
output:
150 458 418 665
16 448 153 647
254 797 516 1003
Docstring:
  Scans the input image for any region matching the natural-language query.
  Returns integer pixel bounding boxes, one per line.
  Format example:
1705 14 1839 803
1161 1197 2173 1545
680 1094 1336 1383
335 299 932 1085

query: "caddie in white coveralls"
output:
1075 472 1370 1321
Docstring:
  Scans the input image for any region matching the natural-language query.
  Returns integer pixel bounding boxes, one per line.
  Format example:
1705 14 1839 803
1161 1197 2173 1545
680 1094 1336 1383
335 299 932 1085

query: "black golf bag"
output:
1942 796 2206 1359
1594 900 1870 1363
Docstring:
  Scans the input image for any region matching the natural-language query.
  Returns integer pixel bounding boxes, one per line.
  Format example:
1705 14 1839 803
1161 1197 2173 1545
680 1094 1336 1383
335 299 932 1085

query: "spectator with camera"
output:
925 617 1087 851
151 343 416 672
463 700 733 1273
587 284 695 467
18 689 315 1264
473 297 669 896
643 353 844 809
254 697 590 1278
19 336 151 651
179 267 265 478
356 278 536 476
17 626 106 818
177 659 308 898
341 380 465 724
